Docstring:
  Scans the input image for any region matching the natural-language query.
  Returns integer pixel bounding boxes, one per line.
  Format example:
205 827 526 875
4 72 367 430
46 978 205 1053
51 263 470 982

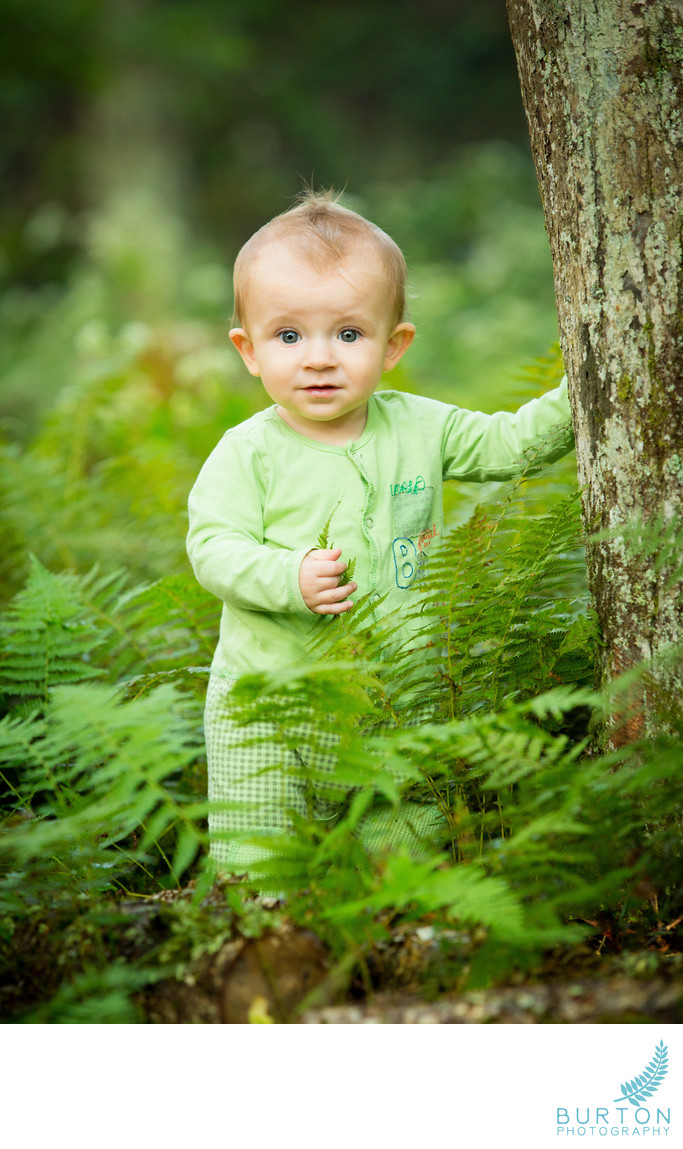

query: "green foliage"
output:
0 319 260 590
0 0 524 285
0 555 213 937
0 557 110 707
0 343 680 1021
0 681 207 881
315 500 356 586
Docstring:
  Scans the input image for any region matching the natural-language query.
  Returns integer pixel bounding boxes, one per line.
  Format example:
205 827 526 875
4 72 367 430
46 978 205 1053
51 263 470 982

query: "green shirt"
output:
186 382 574 678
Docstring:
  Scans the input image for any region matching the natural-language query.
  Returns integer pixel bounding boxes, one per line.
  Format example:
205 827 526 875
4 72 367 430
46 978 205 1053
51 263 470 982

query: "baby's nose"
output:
303 337 337 369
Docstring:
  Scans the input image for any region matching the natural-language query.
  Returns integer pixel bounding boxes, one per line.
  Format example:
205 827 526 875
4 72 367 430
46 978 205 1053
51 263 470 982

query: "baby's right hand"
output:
299 548 357 615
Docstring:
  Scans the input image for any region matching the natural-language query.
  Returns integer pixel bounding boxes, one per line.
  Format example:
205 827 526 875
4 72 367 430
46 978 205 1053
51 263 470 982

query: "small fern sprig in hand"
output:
340 558 356 586
316 501 356 586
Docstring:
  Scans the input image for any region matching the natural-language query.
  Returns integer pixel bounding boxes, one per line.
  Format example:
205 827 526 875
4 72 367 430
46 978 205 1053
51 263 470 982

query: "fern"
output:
0 558 217 712
0 557 114 707
0 681 208 891
0 357 209 593
315 499 356 585
0 560 213 896
113 573 219 687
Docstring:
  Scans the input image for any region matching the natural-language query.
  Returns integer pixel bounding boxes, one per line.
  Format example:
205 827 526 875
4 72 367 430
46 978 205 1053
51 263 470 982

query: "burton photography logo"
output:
556 1040 672 1137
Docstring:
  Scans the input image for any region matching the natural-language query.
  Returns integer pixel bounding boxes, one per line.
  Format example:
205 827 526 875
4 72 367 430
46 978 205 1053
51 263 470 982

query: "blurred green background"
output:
0 0 565 591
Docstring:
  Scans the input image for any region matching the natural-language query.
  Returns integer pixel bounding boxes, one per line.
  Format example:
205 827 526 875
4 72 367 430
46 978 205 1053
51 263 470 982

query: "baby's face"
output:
229 240 414 444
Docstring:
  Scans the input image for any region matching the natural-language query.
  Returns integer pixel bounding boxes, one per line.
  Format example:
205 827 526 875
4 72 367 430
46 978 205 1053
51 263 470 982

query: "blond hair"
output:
232 190 408 327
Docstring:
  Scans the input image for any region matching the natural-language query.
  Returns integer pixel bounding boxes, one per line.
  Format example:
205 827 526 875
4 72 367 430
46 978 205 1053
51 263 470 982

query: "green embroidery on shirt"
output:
390 474 426 496
316 500 356 585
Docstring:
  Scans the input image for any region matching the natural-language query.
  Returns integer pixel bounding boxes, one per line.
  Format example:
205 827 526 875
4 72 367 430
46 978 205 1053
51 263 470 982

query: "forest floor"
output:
5 881 681 1024
131 883 683 1025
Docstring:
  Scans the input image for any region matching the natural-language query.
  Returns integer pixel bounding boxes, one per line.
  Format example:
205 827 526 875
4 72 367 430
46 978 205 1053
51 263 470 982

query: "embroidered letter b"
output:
392 537 418 589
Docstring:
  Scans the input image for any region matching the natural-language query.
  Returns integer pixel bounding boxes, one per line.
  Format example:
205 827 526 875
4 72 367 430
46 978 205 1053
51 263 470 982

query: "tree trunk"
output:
506 0 683 741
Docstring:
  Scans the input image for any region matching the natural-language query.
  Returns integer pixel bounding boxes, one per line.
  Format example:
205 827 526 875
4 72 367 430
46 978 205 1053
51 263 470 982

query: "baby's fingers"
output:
313 597 355 615
310 549 347 577
321 581 356 603
312 581 357 614
312 547 343 562
314 560 348 581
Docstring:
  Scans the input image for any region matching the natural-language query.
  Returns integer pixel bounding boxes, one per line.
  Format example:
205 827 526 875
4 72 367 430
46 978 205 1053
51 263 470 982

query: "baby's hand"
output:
299 547 357 615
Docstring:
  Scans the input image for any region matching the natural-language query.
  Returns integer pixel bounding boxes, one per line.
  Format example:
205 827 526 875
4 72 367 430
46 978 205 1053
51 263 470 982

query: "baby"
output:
186 191 574 879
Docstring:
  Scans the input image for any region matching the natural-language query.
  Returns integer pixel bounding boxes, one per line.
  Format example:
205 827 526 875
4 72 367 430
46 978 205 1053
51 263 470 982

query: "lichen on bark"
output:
506 0 683 740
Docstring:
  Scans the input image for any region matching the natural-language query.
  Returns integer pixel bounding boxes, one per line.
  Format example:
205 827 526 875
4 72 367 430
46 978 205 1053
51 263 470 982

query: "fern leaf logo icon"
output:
613 1041 668 1107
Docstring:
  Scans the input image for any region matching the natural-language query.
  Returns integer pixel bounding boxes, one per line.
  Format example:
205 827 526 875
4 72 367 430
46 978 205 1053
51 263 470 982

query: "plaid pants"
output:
204 673 446 882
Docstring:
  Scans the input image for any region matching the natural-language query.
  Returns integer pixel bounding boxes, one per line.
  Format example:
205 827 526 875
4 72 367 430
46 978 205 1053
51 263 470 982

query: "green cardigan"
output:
186 382 574 678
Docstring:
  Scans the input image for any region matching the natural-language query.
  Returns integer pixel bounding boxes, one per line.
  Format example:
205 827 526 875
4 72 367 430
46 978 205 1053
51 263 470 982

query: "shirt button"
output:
371 593 380 603
367 517 374 529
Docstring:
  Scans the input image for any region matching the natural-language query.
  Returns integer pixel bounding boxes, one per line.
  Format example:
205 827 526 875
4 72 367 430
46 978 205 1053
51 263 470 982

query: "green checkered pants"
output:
204 673 446 883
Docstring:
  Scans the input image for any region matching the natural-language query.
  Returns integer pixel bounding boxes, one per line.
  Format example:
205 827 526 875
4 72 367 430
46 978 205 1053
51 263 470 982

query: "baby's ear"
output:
383 323 416 372
229 328 261 376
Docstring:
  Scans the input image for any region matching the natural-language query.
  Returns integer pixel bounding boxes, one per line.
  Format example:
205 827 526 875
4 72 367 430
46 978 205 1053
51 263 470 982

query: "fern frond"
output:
114 573 218 678
0 682 208 886
316 500 341 550
0 557 109 704
313 499 356 586
325 849 526 938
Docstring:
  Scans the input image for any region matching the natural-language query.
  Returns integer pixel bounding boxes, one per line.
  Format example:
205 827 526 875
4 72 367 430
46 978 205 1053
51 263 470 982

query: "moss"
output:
648 368 682 443
633 313 683 456
616 374 634 403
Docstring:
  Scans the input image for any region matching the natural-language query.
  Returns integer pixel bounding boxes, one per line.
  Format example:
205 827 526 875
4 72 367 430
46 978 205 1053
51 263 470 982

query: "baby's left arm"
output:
441 378 574 483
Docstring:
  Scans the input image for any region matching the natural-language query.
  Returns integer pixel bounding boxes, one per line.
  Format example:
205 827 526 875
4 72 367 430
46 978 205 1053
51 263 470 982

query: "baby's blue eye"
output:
338 328 360 343
278 330 300 344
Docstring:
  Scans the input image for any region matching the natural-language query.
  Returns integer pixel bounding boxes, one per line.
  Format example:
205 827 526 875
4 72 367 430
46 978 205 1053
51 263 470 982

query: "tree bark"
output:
506 0 683 741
